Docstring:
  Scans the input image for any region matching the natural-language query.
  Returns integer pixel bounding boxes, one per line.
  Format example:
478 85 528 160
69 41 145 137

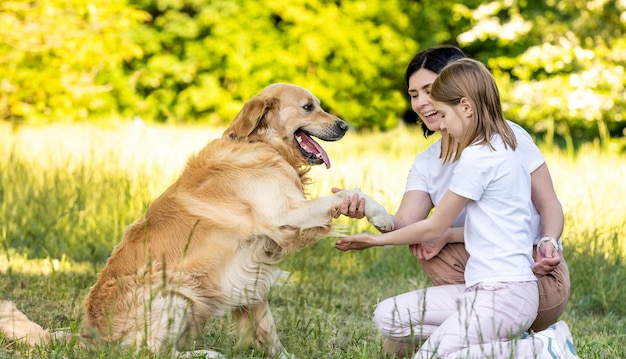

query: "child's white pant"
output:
374 281 542 358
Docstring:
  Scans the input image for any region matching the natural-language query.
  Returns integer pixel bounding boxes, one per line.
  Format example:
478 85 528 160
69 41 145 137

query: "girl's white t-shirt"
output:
448 135 536 287
405 121 544 244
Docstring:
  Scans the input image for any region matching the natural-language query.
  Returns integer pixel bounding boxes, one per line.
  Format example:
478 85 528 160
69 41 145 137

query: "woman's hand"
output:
335 233 380 251
331 187 366 219
532 241 561 276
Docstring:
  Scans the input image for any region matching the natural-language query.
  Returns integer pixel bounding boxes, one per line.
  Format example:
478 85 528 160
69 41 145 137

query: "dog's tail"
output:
0 300 50 346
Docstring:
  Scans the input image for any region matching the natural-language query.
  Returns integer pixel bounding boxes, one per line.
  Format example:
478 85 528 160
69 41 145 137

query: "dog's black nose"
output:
336 120 348 132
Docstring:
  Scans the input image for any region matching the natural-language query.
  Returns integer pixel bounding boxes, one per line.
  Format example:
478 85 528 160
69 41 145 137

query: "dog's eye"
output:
302 103 315 112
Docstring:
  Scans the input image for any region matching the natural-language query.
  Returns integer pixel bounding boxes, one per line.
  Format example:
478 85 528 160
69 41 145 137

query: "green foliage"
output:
0 0 148 122
125 0 418 129
454 0 626 149
0 0 625 141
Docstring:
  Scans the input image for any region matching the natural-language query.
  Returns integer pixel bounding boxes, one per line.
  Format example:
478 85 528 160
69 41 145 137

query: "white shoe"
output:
534 320 579 359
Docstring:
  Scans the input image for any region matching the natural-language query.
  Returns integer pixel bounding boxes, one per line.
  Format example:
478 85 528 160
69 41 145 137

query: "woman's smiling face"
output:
407 68 441 132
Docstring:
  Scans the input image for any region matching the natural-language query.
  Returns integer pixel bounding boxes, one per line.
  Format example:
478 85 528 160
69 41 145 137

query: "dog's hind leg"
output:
0 301 50 346
117 287 195 354
232 300 293 358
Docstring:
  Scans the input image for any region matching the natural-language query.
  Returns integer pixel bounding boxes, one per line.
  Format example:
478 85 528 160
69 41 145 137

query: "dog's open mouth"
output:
295 130 331 168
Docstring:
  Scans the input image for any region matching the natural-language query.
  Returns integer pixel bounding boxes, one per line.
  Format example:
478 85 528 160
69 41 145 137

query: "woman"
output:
336 58 575 358
333 46 572 357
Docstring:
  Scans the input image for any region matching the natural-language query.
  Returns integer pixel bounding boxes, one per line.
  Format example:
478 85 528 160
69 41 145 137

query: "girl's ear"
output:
460 97 473 117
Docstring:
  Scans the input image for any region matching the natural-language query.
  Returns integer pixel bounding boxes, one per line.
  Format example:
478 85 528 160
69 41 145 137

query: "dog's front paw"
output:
364 201 394 232
368 212 394 232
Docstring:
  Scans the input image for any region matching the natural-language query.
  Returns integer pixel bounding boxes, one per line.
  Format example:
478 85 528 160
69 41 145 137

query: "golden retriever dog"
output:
0 83 393 358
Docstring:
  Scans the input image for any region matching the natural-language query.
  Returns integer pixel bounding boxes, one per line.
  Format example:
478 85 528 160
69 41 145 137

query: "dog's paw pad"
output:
364 202 393 231
369 213 394 232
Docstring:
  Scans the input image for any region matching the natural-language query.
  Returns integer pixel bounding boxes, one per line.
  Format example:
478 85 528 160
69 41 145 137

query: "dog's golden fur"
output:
0 83 392 358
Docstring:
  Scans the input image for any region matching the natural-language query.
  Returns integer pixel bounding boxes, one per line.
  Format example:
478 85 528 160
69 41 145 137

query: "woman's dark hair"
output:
404 45 466 137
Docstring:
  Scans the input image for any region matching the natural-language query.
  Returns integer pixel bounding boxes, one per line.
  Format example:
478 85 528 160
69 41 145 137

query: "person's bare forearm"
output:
446 226 465 243
530 164 564 244
539 202 564 242
378 218 444 245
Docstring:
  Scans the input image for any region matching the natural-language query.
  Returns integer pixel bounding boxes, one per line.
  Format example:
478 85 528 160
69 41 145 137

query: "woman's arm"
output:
530 163 564 241
530 163 565 275
390 190 434 231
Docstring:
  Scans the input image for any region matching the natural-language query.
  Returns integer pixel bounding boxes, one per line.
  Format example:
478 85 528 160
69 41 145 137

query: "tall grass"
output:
1 122 625 358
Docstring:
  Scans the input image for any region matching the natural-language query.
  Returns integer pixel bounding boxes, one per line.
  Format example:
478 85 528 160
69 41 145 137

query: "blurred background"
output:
1 0 624 150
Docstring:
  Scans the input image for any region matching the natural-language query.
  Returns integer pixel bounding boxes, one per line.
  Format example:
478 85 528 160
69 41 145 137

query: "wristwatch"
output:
537 236 559 252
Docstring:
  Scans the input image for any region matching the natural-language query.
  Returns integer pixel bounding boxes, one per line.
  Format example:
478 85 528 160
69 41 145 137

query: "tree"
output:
454 0 626 148
1 0 624 144
125 0 421 129
0 0 148 121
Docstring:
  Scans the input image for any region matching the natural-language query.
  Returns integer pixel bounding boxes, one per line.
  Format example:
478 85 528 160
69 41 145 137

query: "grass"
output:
1 121 625 358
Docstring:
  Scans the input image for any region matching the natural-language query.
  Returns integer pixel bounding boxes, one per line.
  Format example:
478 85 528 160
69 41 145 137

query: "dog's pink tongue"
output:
298 131 331 168
318 146 331 169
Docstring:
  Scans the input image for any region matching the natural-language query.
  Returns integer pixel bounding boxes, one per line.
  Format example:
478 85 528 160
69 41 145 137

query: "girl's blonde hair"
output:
430 58 516 163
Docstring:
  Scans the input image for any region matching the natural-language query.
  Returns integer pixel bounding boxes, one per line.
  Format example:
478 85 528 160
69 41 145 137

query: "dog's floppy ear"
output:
223 95 280 141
